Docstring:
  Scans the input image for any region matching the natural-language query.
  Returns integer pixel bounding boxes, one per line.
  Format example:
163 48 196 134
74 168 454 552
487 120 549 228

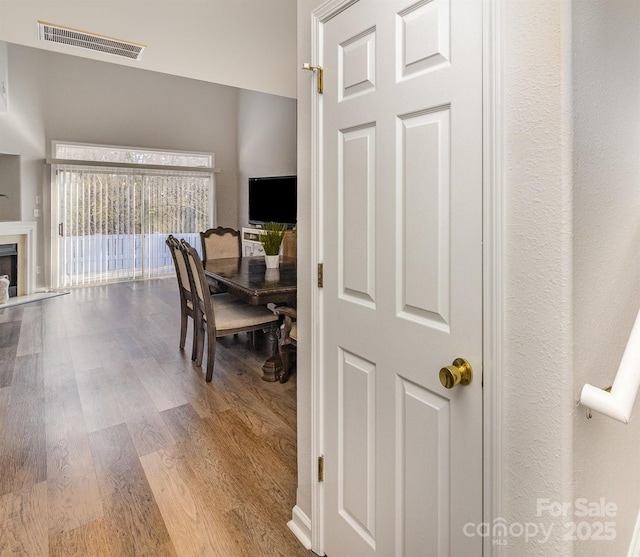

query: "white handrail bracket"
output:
579 308 640 424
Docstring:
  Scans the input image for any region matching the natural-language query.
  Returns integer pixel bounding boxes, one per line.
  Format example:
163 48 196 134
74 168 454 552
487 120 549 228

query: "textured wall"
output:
572 2 640 555
501 0 576 553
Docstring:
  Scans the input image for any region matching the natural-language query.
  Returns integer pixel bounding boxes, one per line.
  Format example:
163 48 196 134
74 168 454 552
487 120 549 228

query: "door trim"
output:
307 1 506 554
308 3 333 555
481 0 506 555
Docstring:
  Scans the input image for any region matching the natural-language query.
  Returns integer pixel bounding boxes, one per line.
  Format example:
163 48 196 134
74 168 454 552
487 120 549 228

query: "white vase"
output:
264 267 280 283
265 254 280 269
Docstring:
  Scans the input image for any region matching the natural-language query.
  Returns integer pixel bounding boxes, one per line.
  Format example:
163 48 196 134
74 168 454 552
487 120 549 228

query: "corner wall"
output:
0 155 21 221
236 89 297 229
572 2 640 555
501 1 575 553
0 43 48 283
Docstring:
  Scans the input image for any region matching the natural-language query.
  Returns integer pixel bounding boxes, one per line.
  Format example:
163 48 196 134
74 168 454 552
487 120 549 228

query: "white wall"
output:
501 1 575 553
0 0 297 99
572 2 640 555
0 41 8 112
237 89 297 229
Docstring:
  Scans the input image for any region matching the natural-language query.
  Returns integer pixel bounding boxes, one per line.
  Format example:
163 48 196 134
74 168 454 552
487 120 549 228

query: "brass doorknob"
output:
439 358 473 389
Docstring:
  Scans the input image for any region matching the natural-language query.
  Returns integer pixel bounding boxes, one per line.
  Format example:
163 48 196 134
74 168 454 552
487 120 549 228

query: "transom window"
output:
54 142 213 168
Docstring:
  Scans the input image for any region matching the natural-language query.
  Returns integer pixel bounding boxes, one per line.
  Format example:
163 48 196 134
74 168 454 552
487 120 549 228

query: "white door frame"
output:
307 1 506 555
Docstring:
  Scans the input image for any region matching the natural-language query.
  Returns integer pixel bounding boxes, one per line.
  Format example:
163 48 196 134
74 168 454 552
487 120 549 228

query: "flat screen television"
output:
248 175 297 227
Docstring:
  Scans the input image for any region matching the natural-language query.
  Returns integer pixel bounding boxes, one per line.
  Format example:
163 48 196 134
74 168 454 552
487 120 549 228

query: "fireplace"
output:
0 221 36 297
0 243 17 297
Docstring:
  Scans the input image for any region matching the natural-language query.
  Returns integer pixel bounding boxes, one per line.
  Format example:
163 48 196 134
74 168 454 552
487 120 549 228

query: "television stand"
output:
242 227 296 257
241 227 267 256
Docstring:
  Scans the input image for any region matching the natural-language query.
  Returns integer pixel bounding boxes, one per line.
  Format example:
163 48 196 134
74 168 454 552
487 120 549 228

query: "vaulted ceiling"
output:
0 0 297 98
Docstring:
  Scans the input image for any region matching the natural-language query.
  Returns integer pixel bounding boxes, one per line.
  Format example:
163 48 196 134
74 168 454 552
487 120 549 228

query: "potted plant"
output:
260 222 287 268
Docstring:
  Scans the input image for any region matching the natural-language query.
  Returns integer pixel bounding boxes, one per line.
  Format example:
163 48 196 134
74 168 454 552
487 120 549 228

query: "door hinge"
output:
318 455 324 482
317 263 324 288
58 223 64 236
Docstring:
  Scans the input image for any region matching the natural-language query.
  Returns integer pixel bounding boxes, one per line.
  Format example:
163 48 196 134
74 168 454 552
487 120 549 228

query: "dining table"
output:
203 256 296 381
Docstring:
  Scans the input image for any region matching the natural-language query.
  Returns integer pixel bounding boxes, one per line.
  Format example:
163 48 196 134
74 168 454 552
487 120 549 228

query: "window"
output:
52 143 215 287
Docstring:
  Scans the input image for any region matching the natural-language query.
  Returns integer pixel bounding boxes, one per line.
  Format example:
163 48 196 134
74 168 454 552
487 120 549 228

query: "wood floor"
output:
0 278 313 556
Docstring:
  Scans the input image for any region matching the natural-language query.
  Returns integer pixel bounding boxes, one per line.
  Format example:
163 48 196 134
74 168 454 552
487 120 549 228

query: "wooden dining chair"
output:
166 235 198 360
182 240 279 382
200 227 241 294
275 306 297 383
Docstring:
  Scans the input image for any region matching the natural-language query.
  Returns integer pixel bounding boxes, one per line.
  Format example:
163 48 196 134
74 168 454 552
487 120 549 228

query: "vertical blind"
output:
57 165 212 286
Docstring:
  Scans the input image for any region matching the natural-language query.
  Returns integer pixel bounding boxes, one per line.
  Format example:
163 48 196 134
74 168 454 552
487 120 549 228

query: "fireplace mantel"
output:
0 221 36 295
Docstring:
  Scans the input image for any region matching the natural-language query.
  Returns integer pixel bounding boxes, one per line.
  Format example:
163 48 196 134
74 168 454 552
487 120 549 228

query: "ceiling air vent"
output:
37 21 146 60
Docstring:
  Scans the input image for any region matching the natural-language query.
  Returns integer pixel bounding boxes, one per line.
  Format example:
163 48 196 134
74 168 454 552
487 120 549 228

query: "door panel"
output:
398 107 450 328
397 377 451 556
321 0 483 555
339 348 376 547
340 28 376 100
397 0 450 78
340 125 377 306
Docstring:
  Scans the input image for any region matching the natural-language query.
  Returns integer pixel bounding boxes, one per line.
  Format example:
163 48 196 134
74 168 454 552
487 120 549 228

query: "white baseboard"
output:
288 505 313 551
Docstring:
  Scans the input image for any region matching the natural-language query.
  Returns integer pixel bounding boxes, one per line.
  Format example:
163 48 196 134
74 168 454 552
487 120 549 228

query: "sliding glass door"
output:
56 165 212 286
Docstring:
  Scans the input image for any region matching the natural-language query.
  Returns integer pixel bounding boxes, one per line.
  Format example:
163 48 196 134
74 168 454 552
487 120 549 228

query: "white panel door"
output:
320 0 483 555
